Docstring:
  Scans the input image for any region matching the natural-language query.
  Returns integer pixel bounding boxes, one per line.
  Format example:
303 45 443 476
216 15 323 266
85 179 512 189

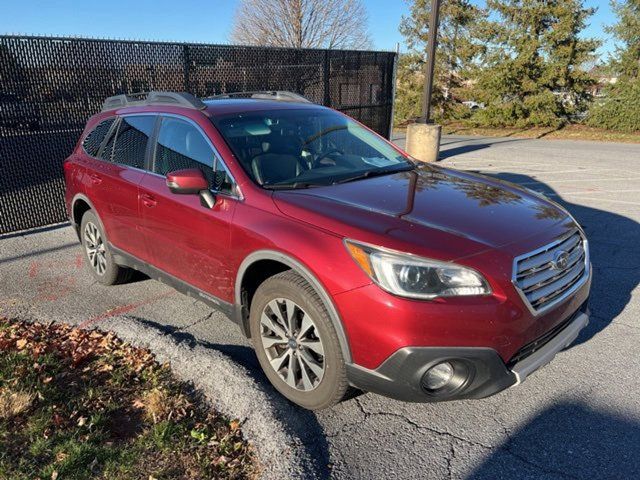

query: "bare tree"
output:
230 0 372 49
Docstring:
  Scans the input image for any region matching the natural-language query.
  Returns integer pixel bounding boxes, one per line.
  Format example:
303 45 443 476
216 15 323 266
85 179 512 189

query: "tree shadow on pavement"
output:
485 171 640 347
438 138 527 160
469 401 640 479
133 317 332 479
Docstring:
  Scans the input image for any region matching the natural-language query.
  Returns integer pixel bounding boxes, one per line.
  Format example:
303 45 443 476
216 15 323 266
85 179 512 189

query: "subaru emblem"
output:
552 250 570 270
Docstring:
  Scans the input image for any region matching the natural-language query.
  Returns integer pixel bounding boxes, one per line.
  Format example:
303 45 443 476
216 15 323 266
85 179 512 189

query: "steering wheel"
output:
312 149 344 168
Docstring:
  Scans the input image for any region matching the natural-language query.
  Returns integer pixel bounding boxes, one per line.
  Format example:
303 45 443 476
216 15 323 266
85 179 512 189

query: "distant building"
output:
589 67 618 97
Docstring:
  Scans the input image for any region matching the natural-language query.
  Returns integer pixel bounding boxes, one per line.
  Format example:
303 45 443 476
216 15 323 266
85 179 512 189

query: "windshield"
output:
211 108 412 189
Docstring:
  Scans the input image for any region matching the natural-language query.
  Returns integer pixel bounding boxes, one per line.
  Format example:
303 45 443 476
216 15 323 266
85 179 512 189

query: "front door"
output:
138 115 239 303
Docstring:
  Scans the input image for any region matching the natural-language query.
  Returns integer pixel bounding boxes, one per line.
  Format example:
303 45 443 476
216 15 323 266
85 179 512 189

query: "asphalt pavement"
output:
1 134 639 479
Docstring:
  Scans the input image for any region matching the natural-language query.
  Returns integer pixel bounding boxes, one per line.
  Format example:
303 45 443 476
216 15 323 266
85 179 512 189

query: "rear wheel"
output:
249 271 348 410
80 210 132 285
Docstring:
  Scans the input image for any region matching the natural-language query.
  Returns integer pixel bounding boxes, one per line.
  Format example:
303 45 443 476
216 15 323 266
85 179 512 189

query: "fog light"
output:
422 362 454 391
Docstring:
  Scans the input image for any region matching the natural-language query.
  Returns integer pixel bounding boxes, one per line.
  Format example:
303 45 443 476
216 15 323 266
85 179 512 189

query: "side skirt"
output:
110 244 240 324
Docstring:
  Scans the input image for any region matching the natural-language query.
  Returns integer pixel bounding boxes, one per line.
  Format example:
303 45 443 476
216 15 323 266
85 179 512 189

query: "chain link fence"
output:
0 35 396 234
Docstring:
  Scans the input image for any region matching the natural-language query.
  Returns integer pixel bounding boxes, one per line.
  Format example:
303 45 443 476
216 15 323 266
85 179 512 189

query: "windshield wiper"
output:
333 164 414 185
263 181 321 190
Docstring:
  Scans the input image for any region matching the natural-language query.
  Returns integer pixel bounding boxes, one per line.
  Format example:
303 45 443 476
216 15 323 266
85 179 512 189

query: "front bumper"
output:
347 306 589 402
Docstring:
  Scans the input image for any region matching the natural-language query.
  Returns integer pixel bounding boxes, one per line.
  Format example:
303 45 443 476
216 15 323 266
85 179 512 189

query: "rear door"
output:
137 114 239 303
84 114 156 260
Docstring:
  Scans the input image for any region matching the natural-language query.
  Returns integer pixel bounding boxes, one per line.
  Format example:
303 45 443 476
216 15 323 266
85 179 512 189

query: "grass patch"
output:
0 318 257 479
440 122 640 143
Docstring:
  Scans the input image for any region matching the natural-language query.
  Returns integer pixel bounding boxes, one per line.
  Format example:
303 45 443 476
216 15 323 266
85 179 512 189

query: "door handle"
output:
140 193 157 208
88 173 102 185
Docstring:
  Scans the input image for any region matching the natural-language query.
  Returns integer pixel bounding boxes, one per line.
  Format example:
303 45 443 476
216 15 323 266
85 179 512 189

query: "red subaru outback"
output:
64 91 591 410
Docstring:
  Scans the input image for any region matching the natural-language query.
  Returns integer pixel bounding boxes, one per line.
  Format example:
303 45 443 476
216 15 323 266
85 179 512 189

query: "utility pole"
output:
418 0 441 124
405 0 442 161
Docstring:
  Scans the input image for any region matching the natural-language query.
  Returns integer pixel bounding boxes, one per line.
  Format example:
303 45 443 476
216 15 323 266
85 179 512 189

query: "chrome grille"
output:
513 230 589 314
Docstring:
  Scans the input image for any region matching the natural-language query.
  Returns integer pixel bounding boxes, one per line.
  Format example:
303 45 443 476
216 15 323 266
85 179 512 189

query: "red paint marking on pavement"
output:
29 261 40 278
28 257 84 278
37 276 76 302
78 291 175 329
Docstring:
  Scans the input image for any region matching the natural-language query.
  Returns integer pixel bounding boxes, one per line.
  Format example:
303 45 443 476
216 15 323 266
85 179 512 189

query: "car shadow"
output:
469 401 640 478
131 316 332 479
482 171 640 347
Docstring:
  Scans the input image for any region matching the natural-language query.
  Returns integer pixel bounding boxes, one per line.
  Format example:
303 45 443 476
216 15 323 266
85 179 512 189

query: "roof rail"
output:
206 91 312 103
101 91 206 112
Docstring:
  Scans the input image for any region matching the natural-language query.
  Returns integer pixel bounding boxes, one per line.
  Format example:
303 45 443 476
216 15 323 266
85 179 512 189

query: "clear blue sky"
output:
1 0 617 58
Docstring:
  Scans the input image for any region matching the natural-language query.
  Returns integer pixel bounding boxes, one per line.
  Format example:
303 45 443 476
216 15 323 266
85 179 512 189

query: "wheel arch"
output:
235 250 352 363
70 194 98 240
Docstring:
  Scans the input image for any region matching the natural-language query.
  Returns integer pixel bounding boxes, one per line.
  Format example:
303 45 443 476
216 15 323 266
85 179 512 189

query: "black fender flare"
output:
70 193 99 224
235 250 353 363
70 193 101 240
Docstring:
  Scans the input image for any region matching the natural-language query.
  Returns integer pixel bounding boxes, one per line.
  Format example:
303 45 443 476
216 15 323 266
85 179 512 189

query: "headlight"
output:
345 240 491 299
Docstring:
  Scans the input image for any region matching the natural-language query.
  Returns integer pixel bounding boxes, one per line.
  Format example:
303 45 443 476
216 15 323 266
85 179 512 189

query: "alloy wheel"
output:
83 221 107 276
260 298 326 391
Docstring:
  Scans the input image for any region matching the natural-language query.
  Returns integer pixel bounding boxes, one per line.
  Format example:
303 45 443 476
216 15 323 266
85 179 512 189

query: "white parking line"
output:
548 194 640 206
528 169 640 177
518 177 634 186
551 189 640 196
450 163 588 172
453 164 640 178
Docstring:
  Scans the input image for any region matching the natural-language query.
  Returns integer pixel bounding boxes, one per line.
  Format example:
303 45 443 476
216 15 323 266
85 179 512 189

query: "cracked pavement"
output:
1 134 639 479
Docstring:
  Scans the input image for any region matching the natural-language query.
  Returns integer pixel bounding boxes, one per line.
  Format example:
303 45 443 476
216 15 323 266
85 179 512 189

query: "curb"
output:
103 315 323 480
7 310 324 479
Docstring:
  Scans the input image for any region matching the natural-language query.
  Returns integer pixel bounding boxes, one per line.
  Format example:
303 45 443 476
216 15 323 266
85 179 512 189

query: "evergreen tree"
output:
588 0 640 132
608 0 640 79
393 53 425 125
472 0 599 127
398 0 483 121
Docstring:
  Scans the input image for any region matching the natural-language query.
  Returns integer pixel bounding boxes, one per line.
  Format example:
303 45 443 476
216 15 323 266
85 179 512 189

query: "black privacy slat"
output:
0 36 396 234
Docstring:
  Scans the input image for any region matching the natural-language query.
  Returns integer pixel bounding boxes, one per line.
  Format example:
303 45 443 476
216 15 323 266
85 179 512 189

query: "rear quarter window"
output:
82 118 115 157
111 116 156 169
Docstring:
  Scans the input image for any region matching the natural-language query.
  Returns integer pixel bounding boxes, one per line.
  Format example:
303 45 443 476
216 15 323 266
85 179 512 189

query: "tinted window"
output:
212 109 410 189
112 116 156 169
98 120 117 162
154 117 234 194
82 118 114 157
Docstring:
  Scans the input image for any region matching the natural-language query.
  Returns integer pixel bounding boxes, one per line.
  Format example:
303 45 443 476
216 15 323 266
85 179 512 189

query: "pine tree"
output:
587 0 640 131
608 0 640 79
398 0 483 121
393 53 425 125
472 0 599 127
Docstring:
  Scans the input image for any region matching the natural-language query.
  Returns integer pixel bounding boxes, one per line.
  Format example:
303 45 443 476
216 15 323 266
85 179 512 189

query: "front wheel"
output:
249 271 349 410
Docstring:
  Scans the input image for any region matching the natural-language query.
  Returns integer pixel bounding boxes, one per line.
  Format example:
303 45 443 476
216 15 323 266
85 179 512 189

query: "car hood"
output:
273 165 572 260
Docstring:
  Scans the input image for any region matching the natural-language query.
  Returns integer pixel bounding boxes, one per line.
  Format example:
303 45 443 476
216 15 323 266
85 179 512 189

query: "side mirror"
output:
166 169 216 209
166 169 209 194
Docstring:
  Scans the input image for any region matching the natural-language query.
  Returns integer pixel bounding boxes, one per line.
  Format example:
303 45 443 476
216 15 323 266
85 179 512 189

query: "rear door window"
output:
111 116 156 169
82 118 114 157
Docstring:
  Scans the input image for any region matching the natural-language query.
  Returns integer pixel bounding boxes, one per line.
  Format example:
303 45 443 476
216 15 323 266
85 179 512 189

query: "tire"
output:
249 270 349 410
80 210 132 286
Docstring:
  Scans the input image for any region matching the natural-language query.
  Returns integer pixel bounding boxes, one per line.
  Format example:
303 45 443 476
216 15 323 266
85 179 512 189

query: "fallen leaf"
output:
16 339 27 349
